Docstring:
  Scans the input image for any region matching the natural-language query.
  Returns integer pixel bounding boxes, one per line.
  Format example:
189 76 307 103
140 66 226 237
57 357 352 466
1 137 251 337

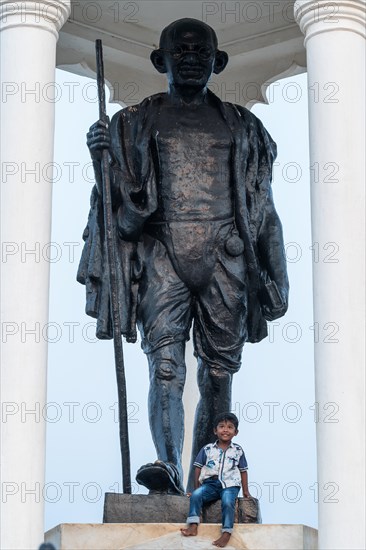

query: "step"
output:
45 523 318 549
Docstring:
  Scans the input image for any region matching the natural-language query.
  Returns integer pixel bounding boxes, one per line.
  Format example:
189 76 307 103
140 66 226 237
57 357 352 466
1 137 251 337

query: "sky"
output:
44 67 317 533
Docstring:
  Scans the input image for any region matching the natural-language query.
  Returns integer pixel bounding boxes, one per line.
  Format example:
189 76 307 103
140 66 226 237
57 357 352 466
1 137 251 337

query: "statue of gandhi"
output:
78 18 289 494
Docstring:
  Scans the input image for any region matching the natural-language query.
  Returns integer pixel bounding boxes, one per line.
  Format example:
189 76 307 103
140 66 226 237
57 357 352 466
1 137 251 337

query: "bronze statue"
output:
78 18 289 494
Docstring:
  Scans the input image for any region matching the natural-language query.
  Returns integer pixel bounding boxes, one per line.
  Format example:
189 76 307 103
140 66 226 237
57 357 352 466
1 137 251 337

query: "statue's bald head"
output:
159 18 218 50
151 18 228 82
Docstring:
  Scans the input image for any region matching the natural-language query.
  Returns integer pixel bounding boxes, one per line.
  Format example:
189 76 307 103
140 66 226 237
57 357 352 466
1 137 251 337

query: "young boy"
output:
181 412 250 548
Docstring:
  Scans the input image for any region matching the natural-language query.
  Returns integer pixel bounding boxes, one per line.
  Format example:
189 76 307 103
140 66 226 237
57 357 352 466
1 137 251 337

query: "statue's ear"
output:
150 50 167 74
213 50 229 74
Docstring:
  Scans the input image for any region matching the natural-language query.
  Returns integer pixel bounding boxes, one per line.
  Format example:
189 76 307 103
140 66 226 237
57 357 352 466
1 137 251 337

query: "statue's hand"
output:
259 277 288 322
262 301 288 322
87 118 111 162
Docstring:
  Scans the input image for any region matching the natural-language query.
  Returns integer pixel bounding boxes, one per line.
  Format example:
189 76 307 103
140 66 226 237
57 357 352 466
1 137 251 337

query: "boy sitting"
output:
181 412 250 547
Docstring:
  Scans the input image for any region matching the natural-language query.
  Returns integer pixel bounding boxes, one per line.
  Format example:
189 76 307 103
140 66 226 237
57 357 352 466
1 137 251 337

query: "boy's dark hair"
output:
213 412 239 430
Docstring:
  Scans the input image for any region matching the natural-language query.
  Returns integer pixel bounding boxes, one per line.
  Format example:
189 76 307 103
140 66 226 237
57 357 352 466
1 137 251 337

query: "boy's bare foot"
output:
212 532 231 547
181 524 198 537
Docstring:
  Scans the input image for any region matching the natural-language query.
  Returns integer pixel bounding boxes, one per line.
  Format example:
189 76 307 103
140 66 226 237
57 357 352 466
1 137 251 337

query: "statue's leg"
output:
186 362 233 491
196 360 233 451
147 342 186 485
186 239 248 491
136 234 193 491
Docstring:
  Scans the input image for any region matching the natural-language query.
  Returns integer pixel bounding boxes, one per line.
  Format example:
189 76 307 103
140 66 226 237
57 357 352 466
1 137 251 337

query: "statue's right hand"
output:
86 119 111 161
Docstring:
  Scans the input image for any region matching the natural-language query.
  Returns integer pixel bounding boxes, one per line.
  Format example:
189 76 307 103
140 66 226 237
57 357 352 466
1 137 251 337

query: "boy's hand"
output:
241 470 250 498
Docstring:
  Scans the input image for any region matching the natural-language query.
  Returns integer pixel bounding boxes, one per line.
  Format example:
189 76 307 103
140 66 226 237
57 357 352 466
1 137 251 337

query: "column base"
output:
45 523 318 549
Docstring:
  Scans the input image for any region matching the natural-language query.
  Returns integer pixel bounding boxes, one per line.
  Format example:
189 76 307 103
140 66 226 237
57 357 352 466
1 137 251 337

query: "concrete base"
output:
45 523 318 549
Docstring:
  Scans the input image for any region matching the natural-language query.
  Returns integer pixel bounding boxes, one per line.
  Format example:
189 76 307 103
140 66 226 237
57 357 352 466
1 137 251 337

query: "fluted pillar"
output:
0 1 70 548
295 1 365 548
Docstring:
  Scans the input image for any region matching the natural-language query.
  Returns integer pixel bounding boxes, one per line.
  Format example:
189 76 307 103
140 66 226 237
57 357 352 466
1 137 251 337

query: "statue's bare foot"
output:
212 532 231 547
181 524 198 537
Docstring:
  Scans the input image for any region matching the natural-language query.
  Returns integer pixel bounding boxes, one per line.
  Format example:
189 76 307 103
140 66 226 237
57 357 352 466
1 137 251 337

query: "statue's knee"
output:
203 365 232 392
208 366 231 382
149 345 185 383
155 360 176 381
208 366 225 378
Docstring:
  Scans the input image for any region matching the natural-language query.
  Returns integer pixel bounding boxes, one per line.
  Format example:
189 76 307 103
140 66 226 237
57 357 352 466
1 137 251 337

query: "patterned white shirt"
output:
194 440 248 488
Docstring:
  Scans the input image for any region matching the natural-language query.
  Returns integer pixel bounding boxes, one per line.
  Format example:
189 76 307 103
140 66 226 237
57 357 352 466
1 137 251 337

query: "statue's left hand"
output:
262 301 288 322
259 276 288 321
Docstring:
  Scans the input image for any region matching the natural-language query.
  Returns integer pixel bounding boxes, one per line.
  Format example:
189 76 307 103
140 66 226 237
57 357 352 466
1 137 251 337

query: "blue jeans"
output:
187 478 240 533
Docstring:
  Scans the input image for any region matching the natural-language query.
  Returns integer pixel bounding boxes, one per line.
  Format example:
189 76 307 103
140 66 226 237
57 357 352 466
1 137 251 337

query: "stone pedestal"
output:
103 493 261 524
45 523 318 550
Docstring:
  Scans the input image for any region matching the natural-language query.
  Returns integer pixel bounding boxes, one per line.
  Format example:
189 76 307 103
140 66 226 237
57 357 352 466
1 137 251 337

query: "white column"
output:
294 1 365 549
0 2 70 549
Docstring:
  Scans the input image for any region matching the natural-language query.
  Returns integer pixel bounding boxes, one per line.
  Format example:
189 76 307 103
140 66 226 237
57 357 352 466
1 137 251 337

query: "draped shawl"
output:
77 91 288 344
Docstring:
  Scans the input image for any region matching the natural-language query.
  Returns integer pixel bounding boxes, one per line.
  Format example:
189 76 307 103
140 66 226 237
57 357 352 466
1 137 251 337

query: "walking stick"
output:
95 39 132 494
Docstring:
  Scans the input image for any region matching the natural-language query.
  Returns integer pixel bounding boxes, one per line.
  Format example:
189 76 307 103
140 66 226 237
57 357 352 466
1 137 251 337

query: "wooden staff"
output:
95 39 131 494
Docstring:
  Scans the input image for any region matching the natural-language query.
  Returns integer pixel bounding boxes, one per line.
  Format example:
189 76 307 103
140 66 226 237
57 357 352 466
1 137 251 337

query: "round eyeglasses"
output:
160 46 216 61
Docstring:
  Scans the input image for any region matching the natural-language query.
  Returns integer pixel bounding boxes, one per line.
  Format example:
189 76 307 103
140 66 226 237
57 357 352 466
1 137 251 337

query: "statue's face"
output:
162 21 217 89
